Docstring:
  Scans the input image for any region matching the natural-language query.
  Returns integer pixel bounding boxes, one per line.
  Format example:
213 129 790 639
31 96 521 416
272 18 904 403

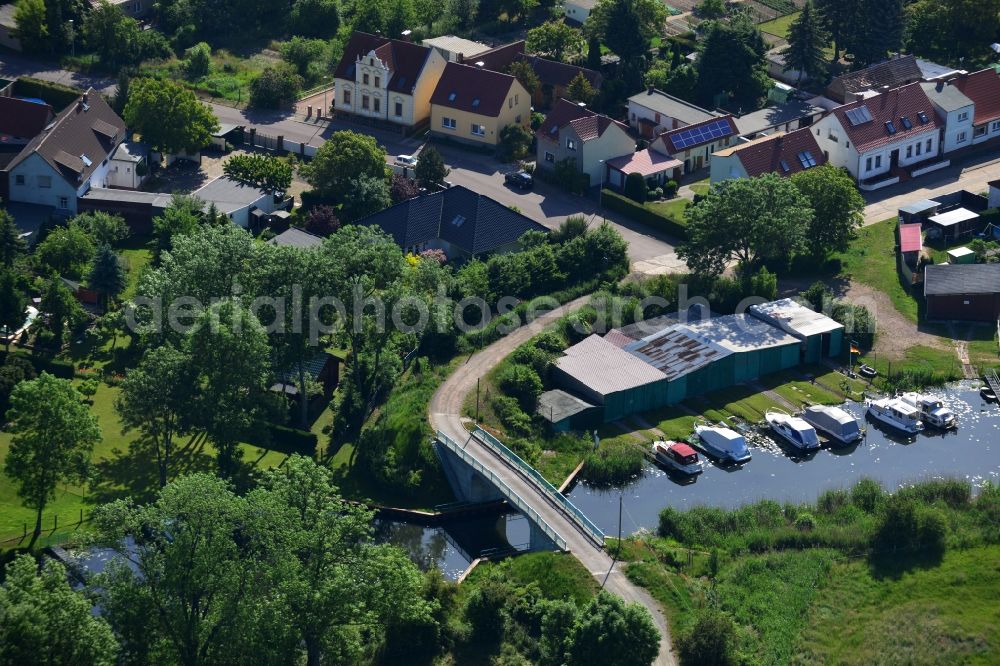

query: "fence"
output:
0 508 91 547
436 430 567 551
243 128 318 159
472 426 606 548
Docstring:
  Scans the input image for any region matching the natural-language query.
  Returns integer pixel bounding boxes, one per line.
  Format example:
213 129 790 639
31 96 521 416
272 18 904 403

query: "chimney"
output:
936 80 944 92
457 52 465 64
647 85 654 95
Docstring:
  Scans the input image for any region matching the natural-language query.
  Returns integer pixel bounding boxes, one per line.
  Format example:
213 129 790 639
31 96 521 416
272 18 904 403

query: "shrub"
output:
532 331 567 353
249 63 302 109
873 495 947 556
510 344 553 377
583 439 644 485
497 363 543 411
184 42 212 79
664 179 679 198
624 172 646 203
850 477 885 513
600 189 688 239
493 395 535 437
795 512 816 531
677 609 737 666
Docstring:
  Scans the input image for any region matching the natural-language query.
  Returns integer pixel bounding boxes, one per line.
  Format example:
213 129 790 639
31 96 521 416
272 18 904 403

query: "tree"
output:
39 277 83 347
526 21 583 61
12 0 48 54
83 1 172 71
250 63 303 109
0 357 35 420
124 78 219 154
304 205 341 236
903 0 1000 65
695 12 770 109
116 345 193 488
341 174 392 222
781 1 830 83
566 72 597 105
88 244 127 308
815 0 859 62
223 153 293 195
587 0 667 63
849 0 903 67
680 174 813 275
695 0 725 19
565 591 659 666
0 269 27 352
36 222 95 279
624 172 646 203
184 41 211 78
644 61 671 90
447 0 478 28
0 208 27 265
0 555 118 664
390 173 420 204
413 0 436 32
414 146 449 189
507 60 541 97
185 299 272 475
498 363 542 411
306 130 388 198
280 36 327 80
4 373 101 547
291 0 341 38
74 211 130 247
152 194 203 259
677 608 736 666
498 124 533 161
386 0 416 39
791 164 864 256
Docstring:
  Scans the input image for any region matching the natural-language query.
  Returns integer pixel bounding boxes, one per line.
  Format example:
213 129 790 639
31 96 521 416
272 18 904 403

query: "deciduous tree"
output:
0 269 28 352
4 373 102 547
74 211 130 247
304 205 341 236
526 21 583 61
152 194 203 260
306 130 388 199
250 63 304 109
291 0 340 37
791 164 864 256
587 0 667 63
12 0 48 54
565 591 659 666
39 277 83 346
124 78 219 154
223 153 293 195
36 222 95 280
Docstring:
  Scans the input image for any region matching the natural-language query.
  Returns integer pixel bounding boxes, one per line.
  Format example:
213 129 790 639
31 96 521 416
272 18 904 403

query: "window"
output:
514 94 518 105
362 95 369 110
545 151 554 162
374 76 380 87
14 174 24 185
958 111 969 122
926 138 933 153
916 142 922 156
447 91 457 102
38 175 51 188
827 129 838 143
515 115 521 124
865 157 873 172
900 116 912 130
566 138 576 150
974 125 987 137
343 89 351 104
874 155 882 168
957 131 967 143
993 121 1000 132
58 196 68 209
906 145 913 159
917 111 929 124
779 159 790 173
395 101 403 117
373 98 380 113
885 120 896 135
471 123 486 136
363 73 369 85
508 97 513 109
442 116 456 129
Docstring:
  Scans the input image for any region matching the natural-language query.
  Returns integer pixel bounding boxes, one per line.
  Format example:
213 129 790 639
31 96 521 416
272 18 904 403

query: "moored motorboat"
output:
765 410 821 450
652 441 704 475
865 397 923 434
898 392 957 429
801 405 863 444
693 422 752 464
982 386 998 402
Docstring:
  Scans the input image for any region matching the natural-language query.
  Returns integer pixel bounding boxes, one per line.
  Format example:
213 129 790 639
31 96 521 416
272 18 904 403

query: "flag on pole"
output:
850 344 860 354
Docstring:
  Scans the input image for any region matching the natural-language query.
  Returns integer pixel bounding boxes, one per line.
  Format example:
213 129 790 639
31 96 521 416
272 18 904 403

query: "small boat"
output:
865 397 924 434
801 405 863 444
898 392 956 429
652 441 704 476
765 410 821 450
982 386 998 402
858 364 878 379
693 422 752 464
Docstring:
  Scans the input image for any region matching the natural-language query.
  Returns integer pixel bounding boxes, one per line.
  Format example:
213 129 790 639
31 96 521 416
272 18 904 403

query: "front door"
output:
890 149 899 169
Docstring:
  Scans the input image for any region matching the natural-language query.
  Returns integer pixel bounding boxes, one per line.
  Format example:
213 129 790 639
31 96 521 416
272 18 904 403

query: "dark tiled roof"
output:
537 98 628 143
431 62 517 117
333 32 433 94
952 68 1000 125
924 263 1000 296
657 115 738 154
355 185 547 255
831 83 941 153
827 55 922 102
728 128 827 178
0 97 53 140
268 227 324 249
515 54 602 89
8 90 125 187
468 40 525 70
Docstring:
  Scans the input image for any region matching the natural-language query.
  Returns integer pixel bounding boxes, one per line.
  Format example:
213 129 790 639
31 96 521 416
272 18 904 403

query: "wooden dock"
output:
985 370 1000 407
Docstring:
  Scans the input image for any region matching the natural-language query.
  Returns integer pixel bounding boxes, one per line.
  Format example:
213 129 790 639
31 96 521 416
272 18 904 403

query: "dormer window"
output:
900 116 912 130
448 91 457 102
472 98 480 109
885 120 896 135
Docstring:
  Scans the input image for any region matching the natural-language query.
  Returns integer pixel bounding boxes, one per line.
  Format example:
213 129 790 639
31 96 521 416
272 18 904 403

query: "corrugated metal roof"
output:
624 325 731 380
555 334 666 396
748 299 843 339
680 314 800 353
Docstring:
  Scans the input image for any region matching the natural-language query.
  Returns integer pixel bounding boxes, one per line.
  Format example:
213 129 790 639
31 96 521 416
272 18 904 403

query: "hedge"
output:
246 422 318 456
0 351 76 379
13 77 85 112
601 189 688 239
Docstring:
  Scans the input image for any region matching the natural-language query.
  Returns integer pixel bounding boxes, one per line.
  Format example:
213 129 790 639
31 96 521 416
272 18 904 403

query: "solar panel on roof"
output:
797 151 817 168
845 106 873 126
670 119 732 150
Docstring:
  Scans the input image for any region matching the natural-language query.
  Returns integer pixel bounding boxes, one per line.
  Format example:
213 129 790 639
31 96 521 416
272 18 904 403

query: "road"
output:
429 295 677 666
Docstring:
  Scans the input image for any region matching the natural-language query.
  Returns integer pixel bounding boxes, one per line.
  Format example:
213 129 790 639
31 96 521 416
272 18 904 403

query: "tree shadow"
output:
868 546 945 581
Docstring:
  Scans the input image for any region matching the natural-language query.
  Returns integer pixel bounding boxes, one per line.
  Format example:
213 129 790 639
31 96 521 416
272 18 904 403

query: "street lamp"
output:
598 159 605 208
68 20 74 58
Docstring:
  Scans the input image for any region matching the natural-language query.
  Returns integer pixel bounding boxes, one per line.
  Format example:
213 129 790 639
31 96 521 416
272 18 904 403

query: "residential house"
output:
271 352 340 401
825 55 923 104
422 35 492 63
106 141 149 189
98 0 152 18
811 83 943 185
332 32 447 129
536 98 634 187
626 88 719 139
709 128 826 184
921 79 976 153
989 179 1000 209
0 3 20 52
605 149 682 190
430 62 530 146
950 68 1000 146
652 114 739 174
0 97 54 201
268 227 324 249
731 98 825 139
5 89 126 216
924 263 1000 321
354 185 547 258
191 176 279 229
564 0 597 24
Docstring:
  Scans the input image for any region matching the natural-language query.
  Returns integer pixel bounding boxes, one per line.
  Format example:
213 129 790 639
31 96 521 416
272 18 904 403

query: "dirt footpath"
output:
840 281 951 359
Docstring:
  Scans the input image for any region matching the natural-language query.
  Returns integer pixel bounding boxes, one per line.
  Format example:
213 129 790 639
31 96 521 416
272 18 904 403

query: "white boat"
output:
865 397 924 434
765 410 821 450
693 422 752 464
898 392 957 429
801 405 863 445
652 441 704 475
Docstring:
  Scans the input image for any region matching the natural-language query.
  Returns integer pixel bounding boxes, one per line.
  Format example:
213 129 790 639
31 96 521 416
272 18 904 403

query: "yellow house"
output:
430 62 531 147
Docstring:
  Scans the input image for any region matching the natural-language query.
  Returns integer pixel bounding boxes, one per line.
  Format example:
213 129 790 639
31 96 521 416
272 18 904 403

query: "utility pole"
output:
476 377 480 422
68 20 74 59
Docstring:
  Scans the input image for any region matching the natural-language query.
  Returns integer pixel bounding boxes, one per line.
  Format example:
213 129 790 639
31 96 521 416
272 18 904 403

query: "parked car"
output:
505 171 533 190
395 154 419 167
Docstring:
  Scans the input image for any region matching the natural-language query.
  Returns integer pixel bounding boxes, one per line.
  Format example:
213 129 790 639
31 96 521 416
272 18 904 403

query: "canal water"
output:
566 383 1000 535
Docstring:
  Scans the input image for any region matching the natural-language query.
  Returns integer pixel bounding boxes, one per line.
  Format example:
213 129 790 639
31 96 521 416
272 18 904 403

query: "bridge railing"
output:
436 431 567 551
472 426 606 548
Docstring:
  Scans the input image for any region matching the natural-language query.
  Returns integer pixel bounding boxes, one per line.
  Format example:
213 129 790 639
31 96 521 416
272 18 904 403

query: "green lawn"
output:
760 369 845 408
759 11 799 39
858 344 963 381
834 218 921 322
646 198 691 223
466 551 598 606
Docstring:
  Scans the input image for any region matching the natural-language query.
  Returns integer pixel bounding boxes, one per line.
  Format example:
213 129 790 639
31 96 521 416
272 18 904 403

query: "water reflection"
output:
567 383 1000 535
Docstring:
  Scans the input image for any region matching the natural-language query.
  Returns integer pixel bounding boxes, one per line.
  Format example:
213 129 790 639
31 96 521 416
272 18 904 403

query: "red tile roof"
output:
569 114 628 141
606 148 682 177
516 54 602 89
467 40 524 70
899 223 923 253
831 83 941 153
431 62 518 117
727 128 827 178
333 32 433 94
0 97 53 141
538 98 593 141
952 68 1000 125
656 115 738 154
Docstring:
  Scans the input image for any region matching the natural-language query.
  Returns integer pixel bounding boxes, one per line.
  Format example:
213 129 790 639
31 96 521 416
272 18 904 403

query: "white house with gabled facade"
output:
921 79 976 154
812 83 945 188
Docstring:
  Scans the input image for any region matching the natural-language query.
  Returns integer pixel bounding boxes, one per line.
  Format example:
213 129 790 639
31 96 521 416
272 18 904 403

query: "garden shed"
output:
924 263 1000 321
748 299 844 364
537 390 601 432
